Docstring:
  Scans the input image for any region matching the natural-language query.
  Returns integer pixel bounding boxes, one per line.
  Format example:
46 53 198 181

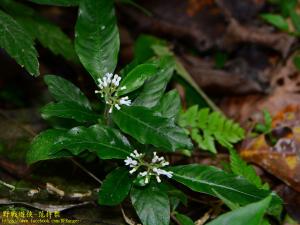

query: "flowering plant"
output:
23 0 283 224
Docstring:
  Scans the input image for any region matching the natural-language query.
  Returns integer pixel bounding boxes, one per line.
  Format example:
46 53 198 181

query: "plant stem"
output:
104 105 112 126
0 179 15 191
171 213 181 225
120 205 137 225
71 159 102 184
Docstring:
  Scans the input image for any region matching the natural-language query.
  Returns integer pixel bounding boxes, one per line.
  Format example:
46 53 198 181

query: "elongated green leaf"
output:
134 34 218 111
75 0 119 80
28 0 79 6
0 0 77 61
207 196 271 225
175 213 194 225
131 183 170 225
261 14 289 31
117 63 157 96
52 125 132 159
27 125 132 164
0 10 39 76
134 35 167 63
26 129 71 164
212 189 240 210
154 90 181 119
290 10 300 33
41 101 99 123
98 167 133 206
133 56 175 108
44 75 91 110
169 165 282 208
113 106 192 151
18 18 77 62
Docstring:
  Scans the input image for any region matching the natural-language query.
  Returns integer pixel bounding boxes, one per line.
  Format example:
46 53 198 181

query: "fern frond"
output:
229 149 269 190
179 106 245 153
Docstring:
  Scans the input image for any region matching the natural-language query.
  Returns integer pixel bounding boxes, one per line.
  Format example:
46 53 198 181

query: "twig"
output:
0 179 15 191
195 209 212 225
71 158 102 184
120 205 138 225
171 213 181 225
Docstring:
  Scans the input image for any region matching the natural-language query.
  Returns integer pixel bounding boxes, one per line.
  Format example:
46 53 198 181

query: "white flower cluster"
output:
124 150 173 184
95 73 131 113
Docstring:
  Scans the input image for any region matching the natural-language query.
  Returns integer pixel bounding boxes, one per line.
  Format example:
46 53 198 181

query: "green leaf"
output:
213 189 240 210
293 55 300 71
154 90 181 119
159 182 187 211
133 56 175 108
98 167 133 206
28 0 79 6
44 75 91 110
75 0 119 81
206 196 271 225
17 17 77 62
169 165 282 208
0 9 39 76
229 149 267 189
261 14 289 31
28 125 132 164
52 125 133 159
26 129 71 164
253 110 272 134
112 106 192 151
134 34 218 111
174 213 194 225
0 0 77 62
41 101 99 123
191 128 217 153
179 107 244 153
178 105 199 128
279 0 297 17
134 35 167 63
290 10 300 33
131 183 170 225
117 63 158 96
214 51 228 69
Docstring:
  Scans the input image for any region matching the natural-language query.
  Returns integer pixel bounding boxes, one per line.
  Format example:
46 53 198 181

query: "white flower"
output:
153 167 173 178
119 96 131 106
95 73 131 113
124 150 172 184
124 157 138 167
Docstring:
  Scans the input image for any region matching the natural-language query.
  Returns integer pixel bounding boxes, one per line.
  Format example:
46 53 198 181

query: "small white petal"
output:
103 80 108 87
161 161 169 166
152 155 159 163
115 104 121 110
139 171 148 177
156 176 161 183
133 150 141 158
158 157 164 162
129 168 137 174
164 171 173 178
106 73 113 79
